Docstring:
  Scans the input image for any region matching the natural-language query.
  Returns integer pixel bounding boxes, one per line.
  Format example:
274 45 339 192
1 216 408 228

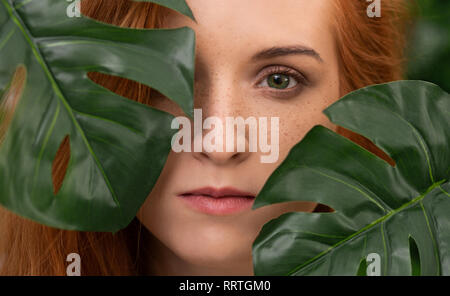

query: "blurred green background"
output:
407 0 450 92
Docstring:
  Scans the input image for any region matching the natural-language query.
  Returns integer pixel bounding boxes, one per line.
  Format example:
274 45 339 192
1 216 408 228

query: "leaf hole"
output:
313 203 335 213
87 71 153 106
0 65 27 145
52 135 71 195
86 72 183 114
80 0 168 29
409 235 421 276
336 126 396 167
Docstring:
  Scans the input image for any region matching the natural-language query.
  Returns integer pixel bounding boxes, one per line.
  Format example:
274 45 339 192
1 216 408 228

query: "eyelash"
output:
256 65 309 94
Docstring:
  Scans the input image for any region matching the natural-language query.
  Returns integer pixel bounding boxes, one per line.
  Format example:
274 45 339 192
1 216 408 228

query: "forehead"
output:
164 0 335 61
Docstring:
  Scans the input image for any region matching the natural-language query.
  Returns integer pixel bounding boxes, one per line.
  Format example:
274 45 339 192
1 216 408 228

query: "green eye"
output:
265 74 298 89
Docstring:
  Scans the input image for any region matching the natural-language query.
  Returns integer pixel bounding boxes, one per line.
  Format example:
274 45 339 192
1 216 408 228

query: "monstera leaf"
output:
253 80 450 276
0 0 195 231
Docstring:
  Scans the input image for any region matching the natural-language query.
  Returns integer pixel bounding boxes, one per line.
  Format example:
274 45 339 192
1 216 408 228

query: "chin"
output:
170 222 254 269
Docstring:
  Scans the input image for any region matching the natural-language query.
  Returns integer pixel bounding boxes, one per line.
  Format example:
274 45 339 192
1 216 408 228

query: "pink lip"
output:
177 187 256 215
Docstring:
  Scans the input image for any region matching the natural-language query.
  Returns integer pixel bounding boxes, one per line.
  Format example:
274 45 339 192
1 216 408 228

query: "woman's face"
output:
137 0 341 275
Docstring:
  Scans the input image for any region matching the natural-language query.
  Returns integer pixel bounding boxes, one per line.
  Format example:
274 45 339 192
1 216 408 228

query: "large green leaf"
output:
253 80 450 276
0 0 195 231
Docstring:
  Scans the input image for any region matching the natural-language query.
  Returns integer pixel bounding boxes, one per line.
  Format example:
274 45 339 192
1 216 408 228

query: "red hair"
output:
0 0 408 275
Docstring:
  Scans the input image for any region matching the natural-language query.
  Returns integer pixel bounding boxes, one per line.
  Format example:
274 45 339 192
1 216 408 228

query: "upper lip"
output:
179 187 255 198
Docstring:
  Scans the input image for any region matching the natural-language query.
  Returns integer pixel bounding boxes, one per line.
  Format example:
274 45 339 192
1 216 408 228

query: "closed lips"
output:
178 187 256 215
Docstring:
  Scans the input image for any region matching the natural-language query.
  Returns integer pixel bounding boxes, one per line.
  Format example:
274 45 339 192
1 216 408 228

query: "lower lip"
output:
178 195 255 215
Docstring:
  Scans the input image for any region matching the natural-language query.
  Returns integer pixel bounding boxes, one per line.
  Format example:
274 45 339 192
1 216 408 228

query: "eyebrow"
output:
251 45 323 63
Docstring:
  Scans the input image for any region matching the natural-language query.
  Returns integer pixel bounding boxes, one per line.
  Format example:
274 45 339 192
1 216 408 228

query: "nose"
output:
192 116 251 166
190 56 252 166
196 149 248 166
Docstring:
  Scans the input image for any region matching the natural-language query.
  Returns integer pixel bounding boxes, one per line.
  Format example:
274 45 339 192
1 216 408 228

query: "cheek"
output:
135 153 180 235
278 90 340 158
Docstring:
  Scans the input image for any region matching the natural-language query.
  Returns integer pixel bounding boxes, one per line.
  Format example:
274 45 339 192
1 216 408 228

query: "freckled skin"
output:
136 0 341 275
